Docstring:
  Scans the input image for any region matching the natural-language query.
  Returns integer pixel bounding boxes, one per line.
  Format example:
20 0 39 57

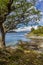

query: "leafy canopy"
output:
0 0 9 15
0 0 40 32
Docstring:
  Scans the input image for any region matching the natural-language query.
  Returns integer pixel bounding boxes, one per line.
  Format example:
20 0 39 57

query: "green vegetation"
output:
0 45 43 65
0 0 40 48
28 26 43 36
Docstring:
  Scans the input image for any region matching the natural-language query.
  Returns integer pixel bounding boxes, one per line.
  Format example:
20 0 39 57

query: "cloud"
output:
36 0 43 12
15 26 38 32
39 18 43 25
40 12 43 15
39 0 42 2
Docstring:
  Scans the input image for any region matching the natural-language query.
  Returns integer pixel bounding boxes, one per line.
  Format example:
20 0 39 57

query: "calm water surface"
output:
5 31 30 46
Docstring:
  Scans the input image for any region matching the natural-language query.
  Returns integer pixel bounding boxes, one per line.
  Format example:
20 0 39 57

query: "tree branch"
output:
7 0 13 14
0 0 14 24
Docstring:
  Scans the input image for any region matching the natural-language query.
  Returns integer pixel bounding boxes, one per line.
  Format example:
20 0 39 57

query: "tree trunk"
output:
0 25 5 48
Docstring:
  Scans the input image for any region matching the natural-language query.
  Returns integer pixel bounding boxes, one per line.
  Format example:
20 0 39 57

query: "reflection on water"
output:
5 31 30 46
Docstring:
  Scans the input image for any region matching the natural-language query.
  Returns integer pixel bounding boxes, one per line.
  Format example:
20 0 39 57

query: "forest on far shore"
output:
28 26 43 36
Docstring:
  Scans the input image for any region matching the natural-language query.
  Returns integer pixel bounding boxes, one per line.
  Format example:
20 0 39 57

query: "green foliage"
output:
0 0 9 15
0 0 40 31
2 0 40 32
0 48 43 65
33 26 43 35
31 27 35 32
0 0 41 47
30 26 43 36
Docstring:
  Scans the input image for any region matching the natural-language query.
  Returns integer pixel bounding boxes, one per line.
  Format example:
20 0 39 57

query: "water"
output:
5 31 30 46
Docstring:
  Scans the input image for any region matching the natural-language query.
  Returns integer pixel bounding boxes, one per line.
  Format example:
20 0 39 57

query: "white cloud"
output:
40 12 43 15
14 26 38 32
15 26 32 32
39 17 43 25
39 0 42 2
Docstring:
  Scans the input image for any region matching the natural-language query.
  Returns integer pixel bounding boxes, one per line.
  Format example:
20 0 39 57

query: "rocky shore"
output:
25 33 43 52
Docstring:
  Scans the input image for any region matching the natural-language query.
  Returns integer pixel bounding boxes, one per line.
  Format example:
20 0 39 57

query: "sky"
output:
27 0 43 26
14 0 43 32
36 0 43 26
15 26 38 32
36 0 43 12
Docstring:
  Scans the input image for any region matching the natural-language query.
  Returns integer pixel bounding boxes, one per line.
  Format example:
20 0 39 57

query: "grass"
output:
0 44 43 65
26 32 43 37
27 26 43 37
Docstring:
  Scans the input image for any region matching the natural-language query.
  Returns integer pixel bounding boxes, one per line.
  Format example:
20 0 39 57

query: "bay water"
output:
5 31 30 46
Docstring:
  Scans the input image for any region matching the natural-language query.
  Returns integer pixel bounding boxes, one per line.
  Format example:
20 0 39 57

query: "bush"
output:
0 48 43 65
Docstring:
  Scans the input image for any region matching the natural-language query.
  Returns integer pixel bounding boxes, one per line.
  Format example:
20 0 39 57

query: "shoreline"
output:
27 36 43 39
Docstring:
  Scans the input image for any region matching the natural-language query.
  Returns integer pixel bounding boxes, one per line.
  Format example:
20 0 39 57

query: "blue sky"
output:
27 0 43 26
17 0 43 29
14 0 43 32
36 0 43 26
36 0 43 12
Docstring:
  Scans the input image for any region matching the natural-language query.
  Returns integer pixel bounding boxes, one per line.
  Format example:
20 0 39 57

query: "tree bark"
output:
0 0 13 48
0 25 5 48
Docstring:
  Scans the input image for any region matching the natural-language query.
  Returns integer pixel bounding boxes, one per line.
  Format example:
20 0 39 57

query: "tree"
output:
31 27 35 32
0 0 40 48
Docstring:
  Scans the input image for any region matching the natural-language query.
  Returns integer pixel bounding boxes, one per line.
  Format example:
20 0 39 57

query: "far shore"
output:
26 36 43 39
